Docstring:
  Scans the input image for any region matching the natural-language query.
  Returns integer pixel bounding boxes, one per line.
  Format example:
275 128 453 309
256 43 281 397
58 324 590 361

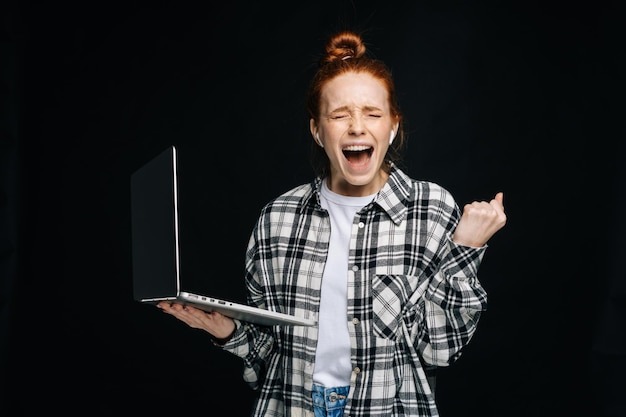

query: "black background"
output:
2 1 625 416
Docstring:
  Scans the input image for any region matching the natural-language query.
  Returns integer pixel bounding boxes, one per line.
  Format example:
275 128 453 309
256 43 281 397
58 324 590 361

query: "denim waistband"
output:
312 383 350 412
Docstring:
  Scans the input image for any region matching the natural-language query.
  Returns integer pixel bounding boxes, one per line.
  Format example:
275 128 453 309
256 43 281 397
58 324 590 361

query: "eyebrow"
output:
329 105 384 113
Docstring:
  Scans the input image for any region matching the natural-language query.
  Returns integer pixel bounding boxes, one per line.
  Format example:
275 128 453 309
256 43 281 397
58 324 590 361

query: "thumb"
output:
494 191 504 207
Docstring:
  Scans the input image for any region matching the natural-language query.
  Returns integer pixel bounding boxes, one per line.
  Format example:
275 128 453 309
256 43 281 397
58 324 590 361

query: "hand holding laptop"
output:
157 302 236 342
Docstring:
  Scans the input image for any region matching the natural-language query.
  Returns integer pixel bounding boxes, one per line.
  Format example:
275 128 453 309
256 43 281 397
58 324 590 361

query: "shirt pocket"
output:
371 274 417 341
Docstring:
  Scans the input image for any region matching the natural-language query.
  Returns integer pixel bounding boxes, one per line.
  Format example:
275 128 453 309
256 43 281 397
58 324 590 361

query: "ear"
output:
310 119 323 147
389 121 400 145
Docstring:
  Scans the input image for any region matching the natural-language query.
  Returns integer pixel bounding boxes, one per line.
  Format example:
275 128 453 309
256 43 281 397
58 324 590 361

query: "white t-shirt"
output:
313 180 376 387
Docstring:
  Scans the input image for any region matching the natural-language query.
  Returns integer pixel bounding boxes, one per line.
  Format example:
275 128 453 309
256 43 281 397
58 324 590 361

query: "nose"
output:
348 112 366 135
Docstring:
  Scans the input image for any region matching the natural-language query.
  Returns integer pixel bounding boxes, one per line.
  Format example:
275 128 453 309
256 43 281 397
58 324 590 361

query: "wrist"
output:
211 326 236 345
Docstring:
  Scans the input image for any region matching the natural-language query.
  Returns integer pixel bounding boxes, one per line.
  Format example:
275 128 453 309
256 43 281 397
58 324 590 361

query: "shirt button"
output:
352 265 359 272
358 222 364 228
352 317 359 325
353 367 361 374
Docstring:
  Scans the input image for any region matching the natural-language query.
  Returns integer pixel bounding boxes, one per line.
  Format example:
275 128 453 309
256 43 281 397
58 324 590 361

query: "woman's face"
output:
311 71 398 197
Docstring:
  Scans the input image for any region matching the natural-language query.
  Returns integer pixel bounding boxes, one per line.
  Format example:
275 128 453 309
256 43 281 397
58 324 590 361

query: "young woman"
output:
158 30 506 417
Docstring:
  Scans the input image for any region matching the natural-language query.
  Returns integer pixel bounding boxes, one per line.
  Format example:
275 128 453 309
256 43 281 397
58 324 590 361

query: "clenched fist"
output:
452 192 507 248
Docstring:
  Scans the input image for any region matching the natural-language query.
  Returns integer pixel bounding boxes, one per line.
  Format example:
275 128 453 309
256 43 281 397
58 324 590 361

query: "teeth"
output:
343 145 371 151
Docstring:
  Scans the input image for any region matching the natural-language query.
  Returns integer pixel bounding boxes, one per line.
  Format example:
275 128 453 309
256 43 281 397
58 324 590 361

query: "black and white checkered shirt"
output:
220 164 489 417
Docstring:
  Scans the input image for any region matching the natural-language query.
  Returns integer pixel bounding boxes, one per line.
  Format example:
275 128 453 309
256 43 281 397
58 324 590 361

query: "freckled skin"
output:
309 72 399 197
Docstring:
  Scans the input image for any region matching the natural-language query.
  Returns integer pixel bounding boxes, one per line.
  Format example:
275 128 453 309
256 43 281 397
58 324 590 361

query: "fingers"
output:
157 302 195 317
155 302 234 338
158 302 206 326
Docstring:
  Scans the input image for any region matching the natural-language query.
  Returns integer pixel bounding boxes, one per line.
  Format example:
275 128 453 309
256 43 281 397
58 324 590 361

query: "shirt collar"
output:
302 164 411 226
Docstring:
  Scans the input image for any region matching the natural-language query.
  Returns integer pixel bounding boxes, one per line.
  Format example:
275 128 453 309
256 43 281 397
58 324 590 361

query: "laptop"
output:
130 145 316 327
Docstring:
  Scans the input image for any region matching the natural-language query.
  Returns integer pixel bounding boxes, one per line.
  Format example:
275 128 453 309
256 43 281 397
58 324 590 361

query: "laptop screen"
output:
130 146 180 301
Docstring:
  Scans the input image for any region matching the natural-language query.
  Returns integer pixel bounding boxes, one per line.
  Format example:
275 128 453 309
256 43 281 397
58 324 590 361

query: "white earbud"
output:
389 130 395 145
316 132 324 148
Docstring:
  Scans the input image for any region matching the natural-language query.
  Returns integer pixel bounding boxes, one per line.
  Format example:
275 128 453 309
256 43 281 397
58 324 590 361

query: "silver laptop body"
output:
130 145 316 327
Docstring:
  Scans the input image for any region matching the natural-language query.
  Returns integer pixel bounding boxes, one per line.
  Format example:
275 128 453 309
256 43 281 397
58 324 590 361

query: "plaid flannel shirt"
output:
219 164 488 417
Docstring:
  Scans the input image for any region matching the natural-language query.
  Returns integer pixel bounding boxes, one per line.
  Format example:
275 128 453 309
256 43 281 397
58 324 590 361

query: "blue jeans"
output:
312 383 349 417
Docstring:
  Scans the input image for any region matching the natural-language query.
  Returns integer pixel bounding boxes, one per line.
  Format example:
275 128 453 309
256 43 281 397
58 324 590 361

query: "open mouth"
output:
342 145 373 166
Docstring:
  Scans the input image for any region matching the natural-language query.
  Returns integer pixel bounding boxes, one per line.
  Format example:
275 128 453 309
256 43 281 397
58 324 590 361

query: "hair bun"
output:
321 31 367 64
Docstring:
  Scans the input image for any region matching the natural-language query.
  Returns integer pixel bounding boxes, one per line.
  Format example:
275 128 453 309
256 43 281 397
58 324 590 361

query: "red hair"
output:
305 31 405 177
